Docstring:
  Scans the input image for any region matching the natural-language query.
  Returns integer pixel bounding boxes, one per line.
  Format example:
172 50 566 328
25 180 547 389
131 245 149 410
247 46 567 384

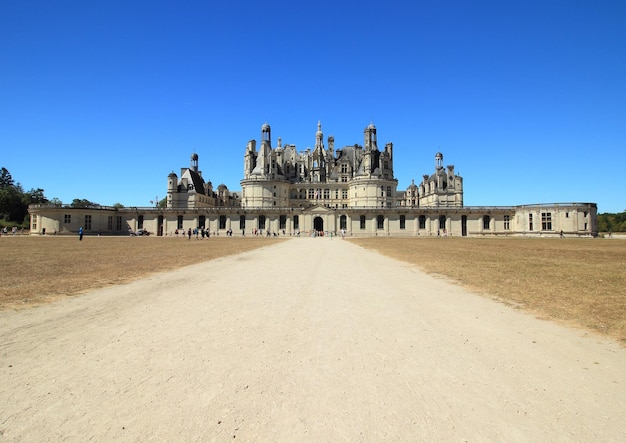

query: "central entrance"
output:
313 216 324 233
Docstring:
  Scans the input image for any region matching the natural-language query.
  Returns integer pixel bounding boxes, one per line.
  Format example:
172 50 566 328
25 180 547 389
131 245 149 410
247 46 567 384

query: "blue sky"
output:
2 1 625 212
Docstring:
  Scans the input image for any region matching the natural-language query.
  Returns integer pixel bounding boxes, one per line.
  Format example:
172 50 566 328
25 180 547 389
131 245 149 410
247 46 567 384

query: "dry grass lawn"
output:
350 237 626 344
0 235 280 310
1 235 624 344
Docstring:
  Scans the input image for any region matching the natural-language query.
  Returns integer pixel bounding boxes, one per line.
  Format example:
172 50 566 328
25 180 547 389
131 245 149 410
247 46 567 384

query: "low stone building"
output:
29 122 597 237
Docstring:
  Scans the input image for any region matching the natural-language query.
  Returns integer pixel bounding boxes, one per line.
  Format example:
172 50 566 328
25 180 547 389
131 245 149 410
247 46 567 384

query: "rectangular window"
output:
177 215 183 229
377 215 384 229
341 176 347 182
360 215 366 230
400 215 406 229
107 216 113 230
308 189 315 199
279 215 286 230
504 215 510 230
482 215 490 230
541 212 552 230
31 216 37 231
116 216 122 231
334 189 339 199
64 214 71 224
341 189 348 199
85 215 92 230
529 213 533 231
418 216 426 229
239 215 245 230
323 189 330 199
386 186 392 197
341 164 348 173
219 215 227 229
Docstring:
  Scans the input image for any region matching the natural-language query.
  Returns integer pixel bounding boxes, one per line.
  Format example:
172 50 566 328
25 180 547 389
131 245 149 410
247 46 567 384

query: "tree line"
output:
597 211 626 233
0 167 100 227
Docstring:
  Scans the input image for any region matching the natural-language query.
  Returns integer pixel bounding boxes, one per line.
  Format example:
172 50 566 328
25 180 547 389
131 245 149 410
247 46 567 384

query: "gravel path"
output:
1 237 625 441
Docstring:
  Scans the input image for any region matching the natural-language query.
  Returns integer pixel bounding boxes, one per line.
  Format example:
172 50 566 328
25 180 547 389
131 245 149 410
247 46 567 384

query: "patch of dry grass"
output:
350 237 626 344
0 235 280 310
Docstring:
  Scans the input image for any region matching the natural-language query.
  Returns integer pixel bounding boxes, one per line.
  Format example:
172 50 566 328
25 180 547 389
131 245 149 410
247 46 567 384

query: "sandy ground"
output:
1 238 625 442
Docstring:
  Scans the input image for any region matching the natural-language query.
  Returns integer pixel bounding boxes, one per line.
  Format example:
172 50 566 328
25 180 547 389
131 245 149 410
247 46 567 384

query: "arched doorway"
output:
314 216 324 234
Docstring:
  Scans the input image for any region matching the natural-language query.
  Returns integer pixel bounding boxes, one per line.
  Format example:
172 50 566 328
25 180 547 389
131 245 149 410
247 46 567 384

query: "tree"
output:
71 198 99 208
23 188 48 205
0 167 14 189
0 167 28 222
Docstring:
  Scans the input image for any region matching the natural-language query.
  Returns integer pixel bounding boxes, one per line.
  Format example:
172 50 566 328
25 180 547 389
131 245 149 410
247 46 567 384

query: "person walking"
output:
78 227 83 241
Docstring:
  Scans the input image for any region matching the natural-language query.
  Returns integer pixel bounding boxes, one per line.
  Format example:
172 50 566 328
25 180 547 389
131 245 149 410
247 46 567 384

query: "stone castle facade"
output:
29 122 597 237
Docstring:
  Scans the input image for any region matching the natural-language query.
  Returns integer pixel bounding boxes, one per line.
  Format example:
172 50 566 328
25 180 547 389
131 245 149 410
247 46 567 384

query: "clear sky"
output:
2 1 625 212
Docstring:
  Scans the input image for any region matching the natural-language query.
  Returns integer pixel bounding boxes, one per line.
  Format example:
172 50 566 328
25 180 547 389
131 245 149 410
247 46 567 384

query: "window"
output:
504 215 510 230
419 215 426 229
377 215 384 229
85 215 92 230
293 215 299 230
323 189 330 199
529 214 533 231
341 164 348 173
64 214 71 224
219 215 227 229
259 215 266 230
116 216 122 231
279 215 286 230
400 215 406 229
341 189 348 199
107 216 113 230
240 215 245 230
482 215 490 230
177 215 183 229
341 176 348 182
360 215 366 230
541 212 552 231
380 186 385 197
334 190 339 199
386 186 392 198
340 215 347 230
308 189 315 199
31 216 37 231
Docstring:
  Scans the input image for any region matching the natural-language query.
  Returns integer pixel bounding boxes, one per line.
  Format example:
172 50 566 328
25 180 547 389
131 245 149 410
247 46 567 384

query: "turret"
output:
190 153 199 172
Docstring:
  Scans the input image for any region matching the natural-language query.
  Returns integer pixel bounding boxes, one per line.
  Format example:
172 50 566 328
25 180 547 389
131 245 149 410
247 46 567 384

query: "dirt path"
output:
1 238 624 441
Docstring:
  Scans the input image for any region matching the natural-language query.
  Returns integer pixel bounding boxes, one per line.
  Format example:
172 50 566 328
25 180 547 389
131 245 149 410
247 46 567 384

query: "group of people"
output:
1 226 19 236
175 227 212 240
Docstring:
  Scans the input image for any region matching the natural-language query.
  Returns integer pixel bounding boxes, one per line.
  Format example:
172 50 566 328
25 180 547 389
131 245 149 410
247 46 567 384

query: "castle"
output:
29 122 597 237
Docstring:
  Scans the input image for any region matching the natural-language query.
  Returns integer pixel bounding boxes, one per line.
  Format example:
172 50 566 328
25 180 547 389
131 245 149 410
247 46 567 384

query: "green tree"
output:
71 198 99 208
23 188 48 205
0 167 14 188
0 168 29 222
